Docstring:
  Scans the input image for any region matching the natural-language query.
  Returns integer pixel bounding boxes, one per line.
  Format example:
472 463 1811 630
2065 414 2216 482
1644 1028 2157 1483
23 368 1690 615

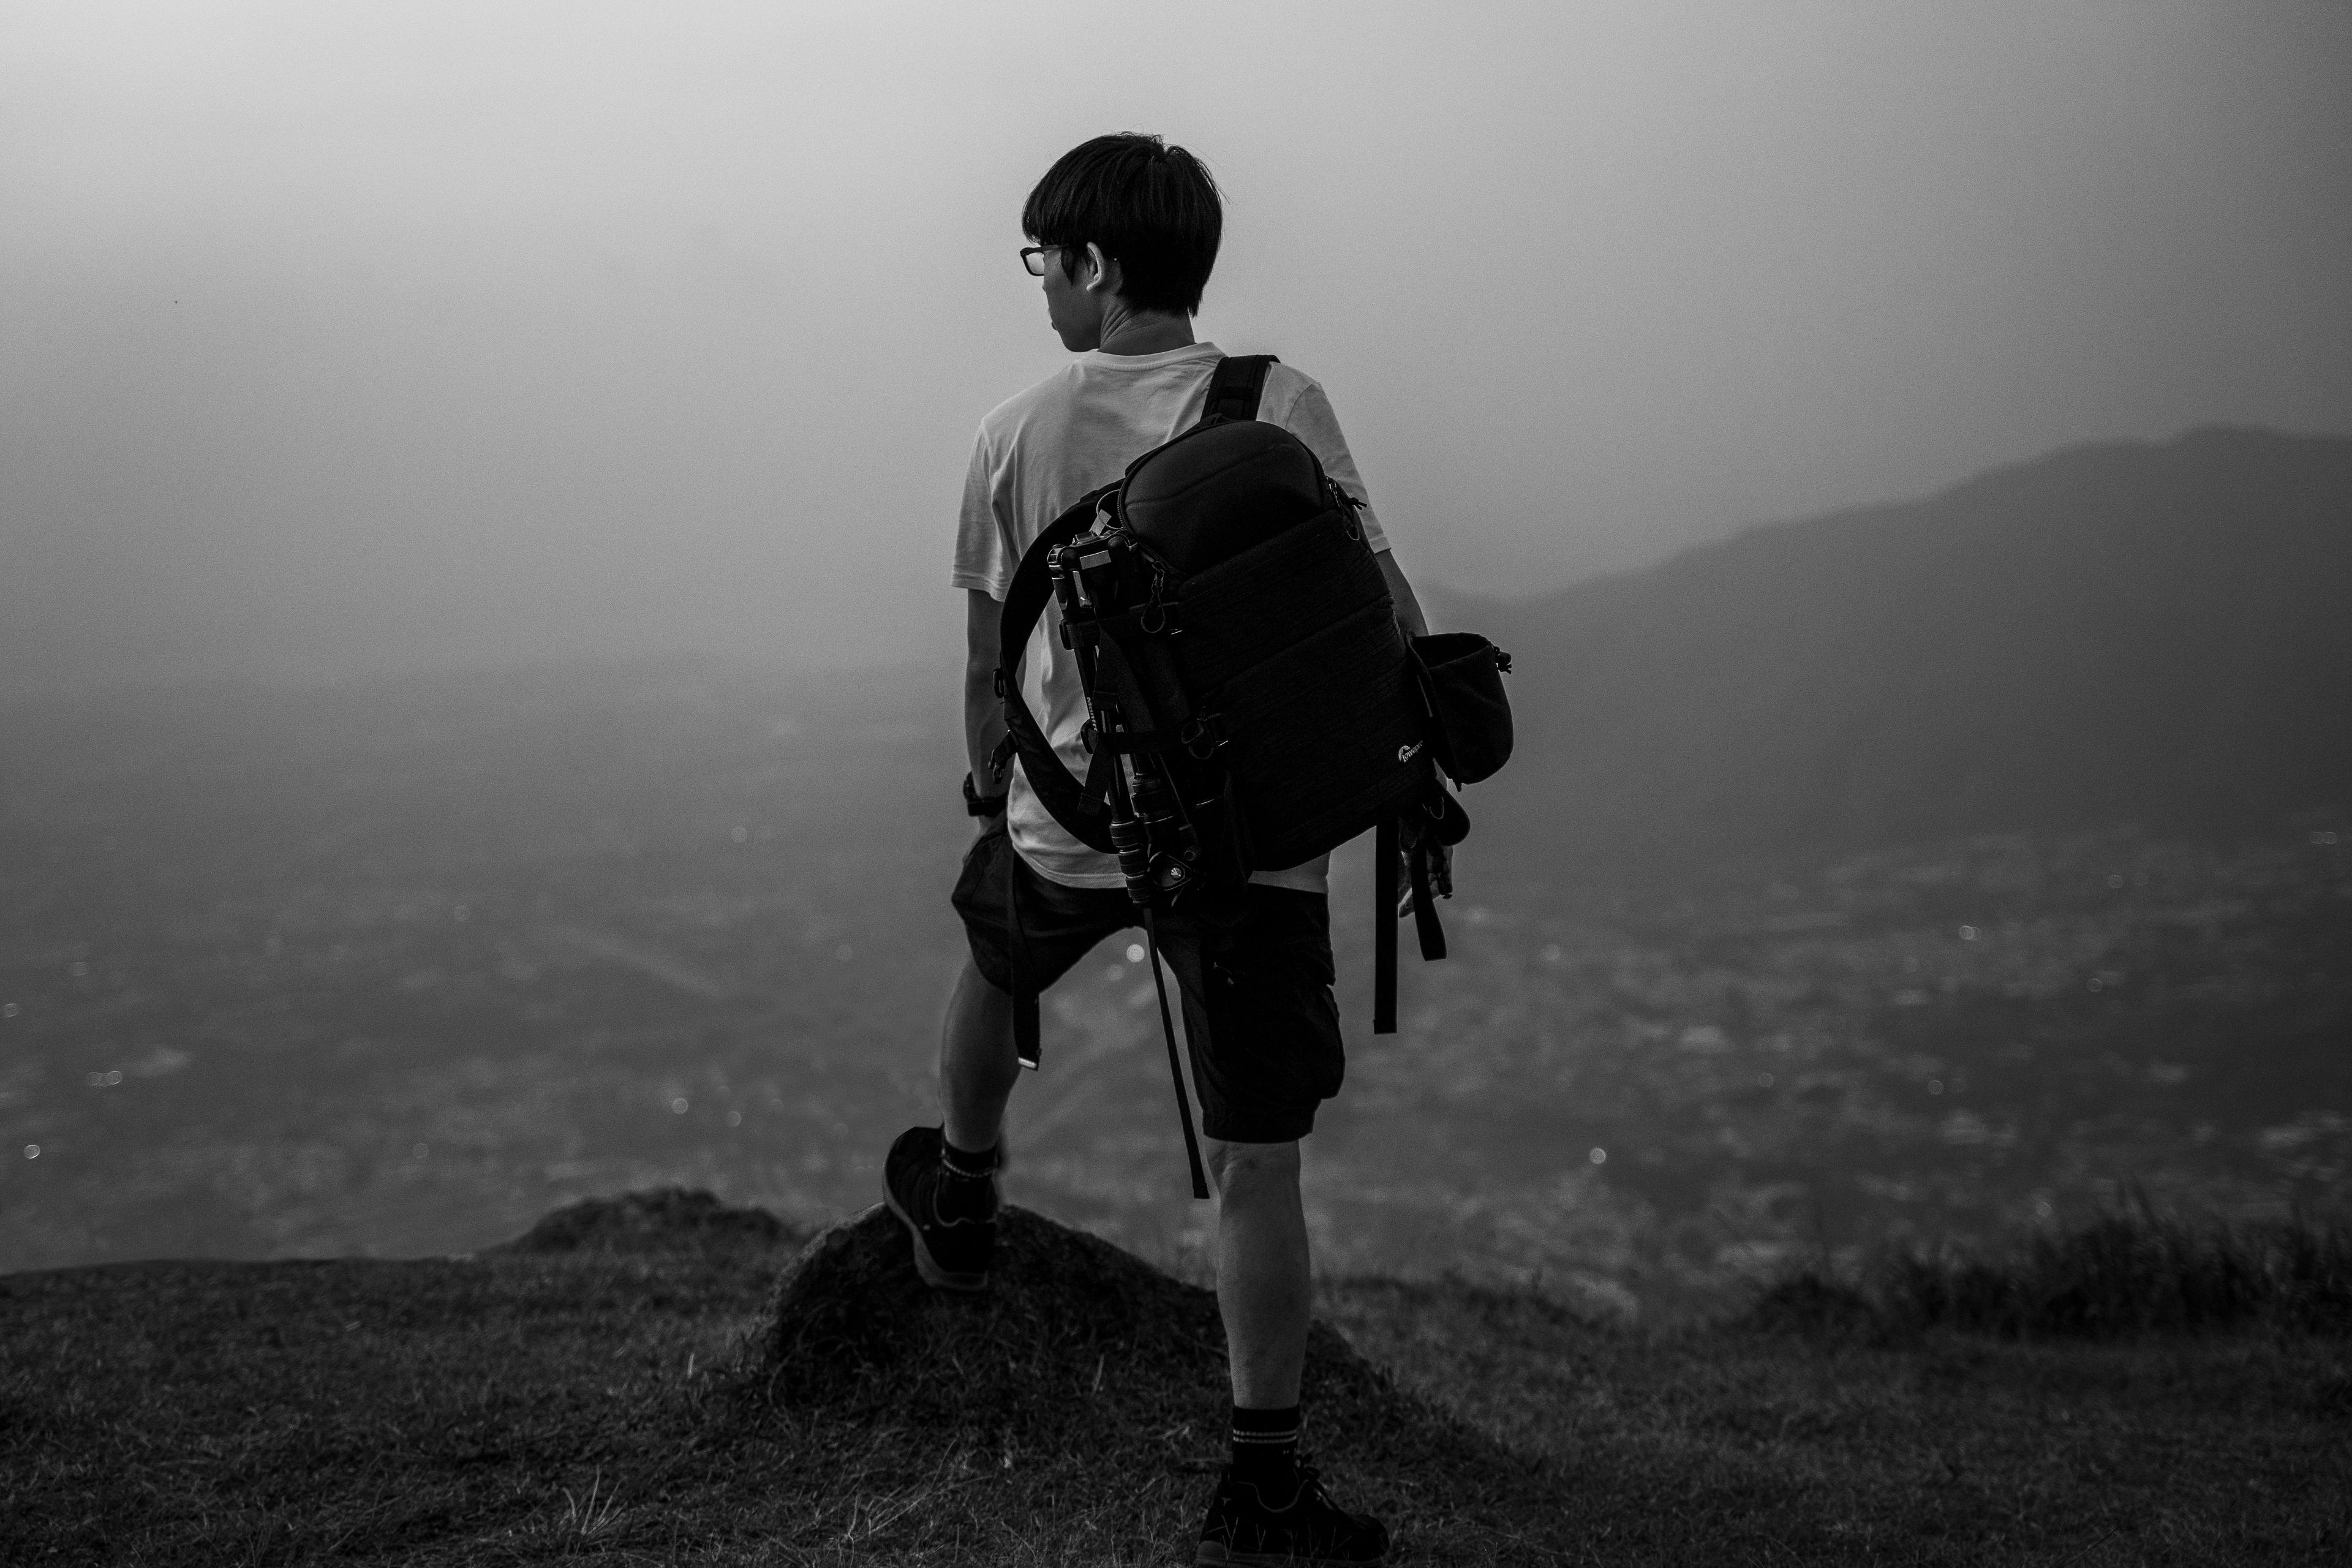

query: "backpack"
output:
994 355 1513 1192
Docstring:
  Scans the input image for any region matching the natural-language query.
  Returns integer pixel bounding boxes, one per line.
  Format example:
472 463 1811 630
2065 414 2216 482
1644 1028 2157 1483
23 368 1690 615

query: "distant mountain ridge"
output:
1445 427 2352 876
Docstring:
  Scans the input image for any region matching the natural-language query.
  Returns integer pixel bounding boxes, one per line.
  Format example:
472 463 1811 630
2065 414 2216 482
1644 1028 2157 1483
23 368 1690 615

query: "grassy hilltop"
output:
4 1191 2347 1566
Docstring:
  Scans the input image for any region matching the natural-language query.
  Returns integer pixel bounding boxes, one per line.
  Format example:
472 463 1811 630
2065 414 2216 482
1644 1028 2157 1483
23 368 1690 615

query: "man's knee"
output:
943 957 1016 1069
956 952 1011 1006
1205 1137 1300 1196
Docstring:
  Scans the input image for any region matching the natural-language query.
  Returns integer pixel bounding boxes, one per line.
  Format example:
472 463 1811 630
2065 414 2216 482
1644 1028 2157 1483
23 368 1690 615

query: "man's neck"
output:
1093 303 1196 357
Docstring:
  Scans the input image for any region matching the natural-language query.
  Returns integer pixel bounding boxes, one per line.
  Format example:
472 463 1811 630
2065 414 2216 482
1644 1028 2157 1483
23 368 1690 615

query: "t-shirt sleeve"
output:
1276 376 1390 554
951 428 1013 600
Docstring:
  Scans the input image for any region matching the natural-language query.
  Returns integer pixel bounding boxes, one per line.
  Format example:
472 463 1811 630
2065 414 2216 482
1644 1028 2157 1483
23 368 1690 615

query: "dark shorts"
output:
950 819 1345 1144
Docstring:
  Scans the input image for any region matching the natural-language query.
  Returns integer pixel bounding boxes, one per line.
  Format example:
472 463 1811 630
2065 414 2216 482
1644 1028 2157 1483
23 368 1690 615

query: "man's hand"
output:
1395 835 1453 918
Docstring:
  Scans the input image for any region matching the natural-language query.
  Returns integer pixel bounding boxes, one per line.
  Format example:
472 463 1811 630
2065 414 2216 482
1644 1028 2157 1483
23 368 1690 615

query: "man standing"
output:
884 133 1422 1566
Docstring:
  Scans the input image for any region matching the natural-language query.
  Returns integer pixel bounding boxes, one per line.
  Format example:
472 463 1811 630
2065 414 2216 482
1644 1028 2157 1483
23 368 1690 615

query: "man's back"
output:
953 342 1390 889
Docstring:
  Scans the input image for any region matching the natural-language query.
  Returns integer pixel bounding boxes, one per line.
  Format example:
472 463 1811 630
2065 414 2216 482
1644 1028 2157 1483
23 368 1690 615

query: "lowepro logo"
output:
1396 741 1424 763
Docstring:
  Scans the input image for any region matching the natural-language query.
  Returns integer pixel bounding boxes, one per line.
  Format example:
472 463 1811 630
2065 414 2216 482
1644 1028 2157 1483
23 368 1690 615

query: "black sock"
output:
937 1134 999 1220
1230 1404 1300 1489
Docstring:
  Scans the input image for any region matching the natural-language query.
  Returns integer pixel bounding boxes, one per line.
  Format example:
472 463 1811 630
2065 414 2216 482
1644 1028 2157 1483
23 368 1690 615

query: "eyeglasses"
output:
1019 244 1060 277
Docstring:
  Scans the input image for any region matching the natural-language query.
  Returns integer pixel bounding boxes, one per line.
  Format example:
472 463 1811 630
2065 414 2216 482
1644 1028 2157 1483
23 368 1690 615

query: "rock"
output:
757 1204 1392 1443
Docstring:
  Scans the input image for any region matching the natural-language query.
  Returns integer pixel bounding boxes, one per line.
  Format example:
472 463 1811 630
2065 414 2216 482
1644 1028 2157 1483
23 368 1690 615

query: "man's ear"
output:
1082 241 1118 295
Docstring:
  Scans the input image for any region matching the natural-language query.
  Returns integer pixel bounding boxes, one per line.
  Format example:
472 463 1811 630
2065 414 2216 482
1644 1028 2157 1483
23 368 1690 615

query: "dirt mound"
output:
764 1204 1355 1416
750 1204 1507 1487
497 1186 797 1255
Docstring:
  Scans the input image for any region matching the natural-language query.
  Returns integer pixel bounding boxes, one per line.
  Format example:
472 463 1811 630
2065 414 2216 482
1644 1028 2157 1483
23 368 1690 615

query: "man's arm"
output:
1376 549 1451 907
965 589 1009 794
1378 550 1428 639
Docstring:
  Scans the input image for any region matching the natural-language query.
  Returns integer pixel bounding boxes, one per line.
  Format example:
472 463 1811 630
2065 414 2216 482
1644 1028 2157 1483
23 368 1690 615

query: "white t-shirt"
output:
952 341 1392 892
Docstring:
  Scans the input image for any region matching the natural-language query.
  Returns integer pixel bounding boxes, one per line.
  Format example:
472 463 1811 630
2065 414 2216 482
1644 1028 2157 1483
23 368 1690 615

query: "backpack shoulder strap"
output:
997 485 1120 853
1196 354 1278 427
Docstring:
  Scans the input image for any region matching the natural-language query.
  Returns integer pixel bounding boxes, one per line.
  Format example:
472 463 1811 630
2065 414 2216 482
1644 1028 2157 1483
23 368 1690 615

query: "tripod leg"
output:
1374 816 1398 1034
1143 909 1210 1200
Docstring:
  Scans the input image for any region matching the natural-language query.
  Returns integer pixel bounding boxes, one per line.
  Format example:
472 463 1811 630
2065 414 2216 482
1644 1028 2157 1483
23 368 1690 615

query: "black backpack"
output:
995 355 1513 1191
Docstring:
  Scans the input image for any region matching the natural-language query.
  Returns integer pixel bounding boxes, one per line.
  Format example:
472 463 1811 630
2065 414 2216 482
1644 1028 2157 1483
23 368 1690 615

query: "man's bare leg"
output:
1205 1137 1311 1408
940 956 1020 1153
938 964 1316 1404
882 956 1016 1292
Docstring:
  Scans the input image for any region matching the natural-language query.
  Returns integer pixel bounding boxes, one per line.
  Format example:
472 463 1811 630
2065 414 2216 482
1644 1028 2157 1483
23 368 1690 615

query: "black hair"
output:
1022 134 1222 316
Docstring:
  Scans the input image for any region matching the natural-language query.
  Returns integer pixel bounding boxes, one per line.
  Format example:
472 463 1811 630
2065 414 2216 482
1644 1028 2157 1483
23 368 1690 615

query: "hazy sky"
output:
6 1 2350 692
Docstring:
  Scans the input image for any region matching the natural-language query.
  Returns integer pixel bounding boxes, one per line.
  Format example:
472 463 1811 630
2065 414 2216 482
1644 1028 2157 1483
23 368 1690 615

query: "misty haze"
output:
6 2 2351 1320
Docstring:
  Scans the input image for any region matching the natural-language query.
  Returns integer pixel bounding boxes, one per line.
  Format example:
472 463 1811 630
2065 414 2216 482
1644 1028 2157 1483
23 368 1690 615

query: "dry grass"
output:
2 1193 2346 1564
1742 1202 2352 1342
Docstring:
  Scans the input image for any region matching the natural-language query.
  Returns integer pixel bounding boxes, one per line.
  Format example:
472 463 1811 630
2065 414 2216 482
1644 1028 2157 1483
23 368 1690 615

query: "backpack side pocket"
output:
1411 632 1515 786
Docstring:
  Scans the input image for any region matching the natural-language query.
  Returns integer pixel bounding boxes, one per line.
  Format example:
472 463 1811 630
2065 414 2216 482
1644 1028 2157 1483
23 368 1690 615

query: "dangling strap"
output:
1197 354 1278 426
1143 908 1210 1199
1373 816 1399 1035
1007 852 1042 1070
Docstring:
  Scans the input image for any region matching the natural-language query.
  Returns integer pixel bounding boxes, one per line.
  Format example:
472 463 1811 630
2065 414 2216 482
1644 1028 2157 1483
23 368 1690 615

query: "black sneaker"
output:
882 1125 998 1293
1194 1464 1390 1565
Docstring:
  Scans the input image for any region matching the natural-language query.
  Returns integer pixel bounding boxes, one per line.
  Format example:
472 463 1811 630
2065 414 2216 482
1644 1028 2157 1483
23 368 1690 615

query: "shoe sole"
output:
1196 1544 1385 1566
881 1183 990 1294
